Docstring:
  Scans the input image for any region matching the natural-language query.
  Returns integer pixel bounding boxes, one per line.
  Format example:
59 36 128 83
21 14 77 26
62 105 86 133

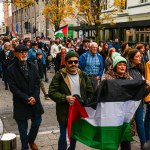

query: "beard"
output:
20 57 27 61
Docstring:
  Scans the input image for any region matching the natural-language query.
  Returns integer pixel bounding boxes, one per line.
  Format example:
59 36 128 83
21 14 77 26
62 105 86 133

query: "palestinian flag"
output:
68 80 146 150
54 25 68 36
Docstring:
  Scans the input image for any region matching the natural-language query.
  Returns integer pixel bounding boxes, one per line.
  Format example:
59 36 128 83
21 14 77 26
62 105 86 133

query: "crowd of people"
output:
0 35 150 150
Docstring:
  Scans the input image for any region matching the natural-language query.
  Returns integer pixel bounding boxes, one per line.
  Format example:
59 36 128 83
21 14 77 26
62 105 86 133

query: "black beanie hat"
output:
65 50 79 61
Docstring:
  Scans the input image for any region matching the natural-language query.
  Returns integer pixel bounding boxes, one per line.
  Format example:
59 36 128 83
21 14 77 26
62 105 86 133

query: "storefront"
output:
70 20 150 44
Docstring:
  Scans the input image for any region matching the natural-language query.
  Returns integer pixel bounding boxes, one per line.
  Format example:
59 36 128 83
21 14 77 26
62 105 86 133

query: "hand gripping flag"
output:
68 80 146 150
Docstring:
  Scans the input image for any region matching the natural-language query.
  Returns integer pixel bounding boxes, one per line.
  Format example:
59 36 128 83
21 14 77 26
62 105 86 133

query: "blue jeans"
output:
135 105 146 145
15 116 42 150
58 125 76 150
144 104 150 141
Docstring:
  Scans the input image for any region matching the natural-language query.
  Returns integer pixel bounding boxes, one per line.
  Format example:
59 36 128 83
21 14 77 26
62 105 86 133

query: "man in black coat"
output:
7 44 44 150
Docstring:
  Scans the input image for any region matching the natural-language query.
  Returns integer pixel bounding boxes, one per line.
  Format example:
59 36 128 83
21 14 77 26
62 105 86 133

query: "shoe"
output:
5 87 8 90
29 143 38 150
45 94 50 100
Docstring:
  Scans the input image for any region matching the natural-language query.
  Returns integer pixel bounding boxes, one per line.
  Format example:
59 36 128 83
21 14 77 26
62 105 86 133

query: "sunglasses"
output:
67 60 79 64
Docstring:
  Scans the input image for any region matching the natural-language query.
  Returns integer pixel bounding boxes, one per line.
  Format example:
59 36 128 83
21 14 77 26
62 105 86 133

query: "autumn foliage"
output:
43 0 74 32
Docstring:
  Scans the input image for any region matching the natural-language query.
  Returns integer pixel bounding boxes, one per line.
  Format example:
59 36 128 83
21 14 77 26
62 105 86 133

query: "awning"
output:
69 20 150 31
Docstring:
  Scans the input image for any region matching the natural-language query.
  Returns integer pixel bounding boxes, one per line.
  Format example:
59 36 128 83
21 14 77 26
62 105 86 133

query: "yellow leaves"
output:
114 0 126 8
43 0 75 27
13 0 35 7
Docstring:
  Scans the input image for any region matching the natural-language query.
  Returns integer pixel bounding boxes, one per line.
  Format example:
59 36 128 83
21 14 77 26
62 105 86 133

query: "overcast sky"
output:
0 3 4 25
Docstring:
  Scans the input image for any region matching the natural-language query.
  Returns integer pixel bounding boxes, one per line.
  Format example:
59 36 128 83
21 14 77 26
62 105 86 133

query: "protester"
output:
0 42 14 90
104 47 116 72
79 42 104 91
113 38 121 53
78 38 90 56
128 49 150 149
144 60 150 144
103 55 133 150
55 46 67 72
34 51 50 100
7 44 44 150
49 50 93 150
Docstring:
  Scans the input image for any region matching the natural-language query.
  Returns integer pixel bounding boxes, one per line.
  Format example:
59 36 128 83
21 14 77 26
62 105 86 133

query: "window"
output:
103 0 107 10
140 0 148 3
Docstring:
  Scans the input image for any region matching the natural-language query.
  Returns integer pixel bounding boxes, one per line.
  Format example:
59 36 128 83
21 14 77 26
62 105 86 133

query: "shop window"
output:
140 34 144 42
140 0 148 3
146 34 149 43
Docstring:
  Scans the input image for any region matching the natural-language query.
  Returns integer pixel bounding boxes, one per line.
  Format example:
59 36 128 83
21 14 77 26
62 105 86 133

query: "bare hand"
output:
146 80 150 87
66 96 75 105
28 97 36 105
96 76 100 80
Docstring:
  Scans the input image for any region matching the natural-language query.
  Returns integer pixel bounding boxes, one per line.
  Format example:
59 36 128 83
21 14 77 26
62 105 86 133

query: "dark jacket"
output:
7 59 44 119
34 59 44 79
0 50 14 68
48 68 93 125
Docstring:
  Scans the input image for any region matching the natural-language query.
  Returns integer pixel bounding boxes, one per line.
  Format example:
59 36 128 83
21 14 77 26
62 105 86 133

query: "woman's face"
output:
116 62 127 75
104 44 108 49
131 51 141 65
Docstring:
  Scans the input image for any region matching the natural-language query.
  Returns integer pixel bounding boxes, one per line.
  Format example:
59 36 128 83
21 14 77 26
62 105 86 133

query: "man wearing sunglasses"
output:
49 50 93 150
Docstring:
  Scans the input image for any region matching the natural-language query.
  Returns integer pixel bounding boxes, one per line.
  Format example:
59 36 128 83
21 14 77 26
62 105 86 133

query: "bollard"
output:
0 133 17 150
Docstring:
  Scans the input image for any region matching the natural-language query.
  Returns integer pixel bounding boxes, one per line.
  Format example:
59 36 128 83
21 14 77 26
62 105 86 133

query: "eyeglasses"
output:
67 60 79 64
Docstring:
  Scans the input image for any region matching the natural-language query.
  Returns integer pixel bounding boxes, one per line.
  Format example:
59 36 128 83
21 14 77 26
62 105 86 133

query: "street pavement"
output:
0 70 142 150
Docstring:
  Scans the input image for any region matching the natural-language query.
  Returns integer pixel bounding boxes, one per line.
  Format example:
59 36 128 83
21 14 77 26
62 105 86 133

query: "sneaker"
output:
45 94 50 100
29 143 38 150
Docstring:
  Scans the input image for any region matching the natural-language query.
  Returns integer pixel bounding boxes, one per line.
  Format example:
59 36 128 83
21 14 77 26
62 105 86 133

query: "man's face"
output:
66 57 79 74
16 51 28 62
90 43 98 55
36 38 40 43
84 42 89 47
32 45 38 50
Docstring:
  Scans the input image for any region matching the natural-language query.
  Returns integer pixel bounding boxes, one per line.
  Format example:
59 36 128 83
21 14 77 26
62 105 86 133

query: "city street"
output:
0 71 142 150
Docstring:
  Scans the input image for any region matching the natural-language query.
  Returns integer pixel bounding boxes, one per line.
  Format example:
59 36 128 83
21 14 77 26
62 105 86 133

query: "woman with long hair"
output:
128 49 150 149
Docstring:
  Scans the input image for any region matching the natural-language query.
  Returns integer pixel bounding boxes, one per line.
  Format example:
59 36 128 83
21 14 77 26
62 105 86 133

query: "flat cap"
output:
15 44 29 52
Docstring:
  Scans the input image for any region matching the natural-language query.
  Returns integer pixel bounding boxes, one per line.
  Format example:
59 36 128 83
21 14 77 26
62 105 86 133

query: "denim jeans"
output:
15 115 42 150
58 125 76 150
135 105 146 145
144 104 150 141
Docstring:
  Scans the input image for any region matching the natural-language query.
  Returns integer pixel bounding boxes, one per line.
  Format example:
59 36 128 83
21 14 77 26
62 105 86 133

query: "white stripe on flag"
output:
84 100 141 127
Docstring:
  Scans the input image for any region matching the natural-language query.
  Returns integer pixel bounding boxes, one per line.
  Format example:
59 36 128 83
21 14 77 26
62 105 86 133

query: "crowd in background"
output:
0 35 150 150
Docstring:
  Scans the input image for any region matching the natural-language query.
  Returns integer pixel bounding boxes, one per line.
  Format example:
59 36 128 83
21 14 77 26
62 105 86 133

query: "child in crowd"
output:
34 51 50 100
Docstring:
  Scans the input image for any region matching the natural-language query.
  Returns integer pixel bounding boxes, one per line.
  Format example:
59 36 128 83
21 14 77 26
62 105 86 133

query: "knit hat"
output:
113 56 127 68
83 38 90 43
15 44 29 52
65 50 79 61
112 52 121 60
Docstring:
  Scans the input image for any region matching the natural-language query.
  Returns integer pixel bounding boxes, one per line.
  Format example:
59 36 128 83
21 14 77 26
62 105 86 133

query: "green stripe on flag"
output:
72 119 132 150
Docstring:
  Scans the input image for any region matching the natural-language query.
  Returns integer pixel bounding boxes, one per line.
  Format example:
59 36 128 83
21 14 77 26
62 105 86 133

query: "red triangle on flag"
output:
62 25 68 36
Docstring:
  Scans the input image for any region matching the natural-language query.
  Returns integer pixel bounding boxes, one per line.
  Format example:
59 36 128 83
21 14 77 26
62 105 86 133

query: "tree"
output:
3 0 35 7
43 0 74 33
75 0 126 42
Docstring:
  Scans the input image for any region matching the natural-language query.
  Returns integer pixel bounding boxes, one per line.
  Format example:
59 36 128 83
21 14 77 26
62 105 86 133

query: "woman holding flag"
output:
103 55 133 150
